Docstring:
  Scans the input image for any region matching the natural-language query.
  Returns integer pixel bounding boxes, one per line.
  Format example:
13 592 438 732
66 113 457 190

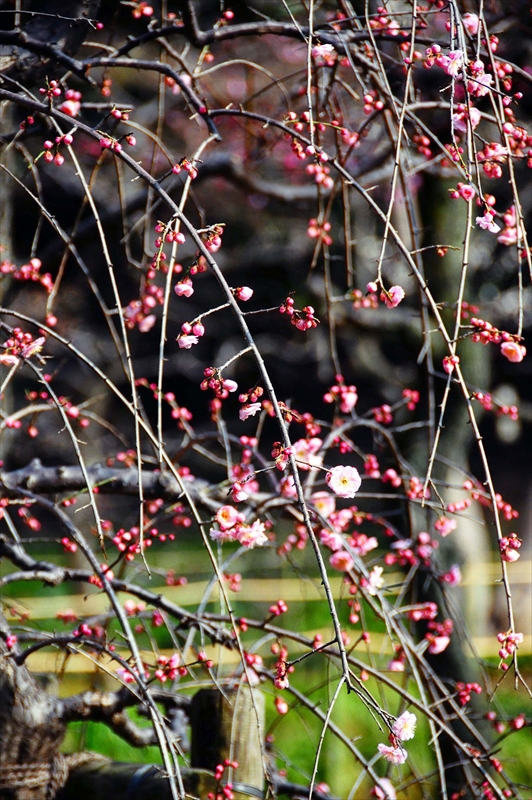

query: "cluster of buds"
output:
402 388 420 410
200 368 238 399
1 257 54 294
238 385 264 421
381 468 402 488
60 536 77 554
268 600 288 617
499 533 522 562
364 454 380 479
273 643 291 689
443 354 460 375
279 297 319 331
425 618 453 654
112 525 175 562
351 288 378 310
209 759 239 800
39 78 62 100
224 572 242 592
372 404 393 424
497 631 524 669
412 133 432 158
362 90 384 116
367 282 405 309
456 682 482 706
307 217 332 245
472 391 519 420
305 160 334 190
155 653 184 682
40 132 74 166
462 480 519 521
172 157 199 179
476 142 508 179
199 224 224 253
450 182 476 202
459 301 480 320
129 2 154 18
323 377 358 414
73 622 105 639
59 88 82 117
0 329 45 366
124 265 175 332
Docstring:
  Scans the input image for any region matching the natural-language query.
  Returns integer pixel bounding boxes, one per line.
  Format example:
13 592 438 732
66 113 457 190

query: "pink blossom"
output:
437 49 464 77
367 565 384 595
435 516 456 537
319 528 344 551
222 379 239 392
377 744 408 765
20 337 45 358
58 100 80 117
215 505 243 531
476 213 501 234
501 341 526 363
138 314 156 333
279 475 297 498
393 711 417 741
462 13 480 36
441 564 462 586
312 43 336 63
428 635 451 654
388 658 405 673
468 72 493 97
497 227 518 246
236 286 254 301
311 491 336 519
174 281 194 297
373 778 397 800
237 519 268 548
239 402 262 420
326 465 361 498
330 549 354 572
177 335 199 349
0 354 20 366
231 482 249 502
452 107 481 133
382 285 405 308
292 437 323 470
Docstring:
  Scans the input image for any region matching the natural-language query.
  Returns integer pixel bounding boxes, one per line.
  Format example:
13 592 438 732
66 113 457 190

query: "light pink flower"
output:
329 549 354 572
377 744 408 765
462 13 479 36
367 565 384 595
174 280 194 297
452 107 481 132
0 354 20 366
237 519 268 548
437 49 464 77
236 286 253 301
435 516 457 537
239 402 262 420
326 465 362 498
231 482 249 502
441 564 462 586
311 491 336 519
215 505 243 531
393 711 417 741
319 528 344 551
497 227 518 246
382 285 405 308
222 379 238 392
20 337 45 358
501 341 526 363
279 475 297 498
139 314 156 333
373 777 397 800
476 213 500 234
178 335 199 348
58 99 80 117
428 635 451 654
468 72 493 97
293 437 323 470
